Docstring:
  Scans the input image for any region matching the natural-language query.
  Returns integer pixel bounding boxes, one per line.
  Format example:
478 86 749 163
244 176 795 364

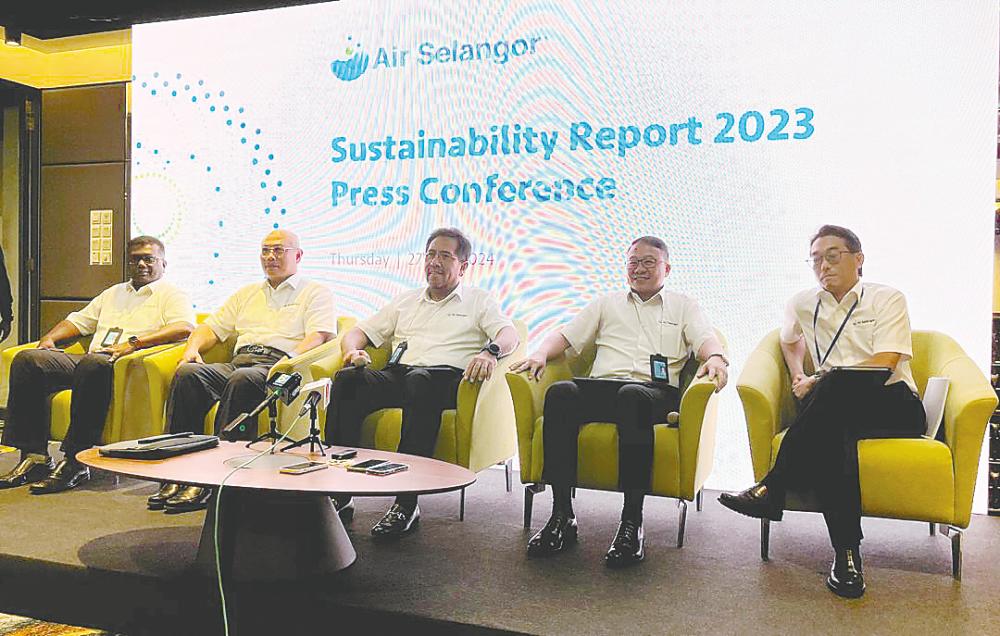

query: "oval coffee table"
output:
78 442 476 580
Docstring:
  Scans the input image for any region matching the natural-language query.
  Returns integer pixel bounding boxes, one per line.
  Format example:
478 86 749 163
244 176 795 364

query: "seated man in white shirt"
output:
325 227 519 538
512 236 728 567
0 236 194 493
719 224 926 599
152 229 336 512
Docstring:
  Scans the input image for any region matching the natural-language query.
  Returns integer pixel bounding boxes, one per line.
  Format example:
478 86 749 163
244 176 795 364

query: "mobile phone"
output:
101 327 123 347
328 448 358 460
367 462 408 476
346 459 388 472
279 461 329 475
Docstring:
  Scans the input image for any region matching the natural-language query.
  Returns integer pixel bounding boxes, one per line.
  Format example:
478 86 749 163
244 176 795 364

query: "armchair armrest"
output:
105 343 178 440
505 359 574 476
736 331 789 482
678 374 721 498
141 344 189 432
269 337 342 380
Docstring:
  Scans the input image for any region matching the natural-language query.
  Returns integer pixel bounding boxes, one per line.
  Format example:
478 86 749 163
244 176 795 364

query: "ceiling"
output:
1 1 329 40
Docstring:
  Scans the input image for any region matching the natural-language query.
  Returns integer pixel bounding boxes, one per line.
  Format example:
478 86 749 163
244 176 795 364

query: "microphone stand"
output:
248 399 284 452
282 398 328 455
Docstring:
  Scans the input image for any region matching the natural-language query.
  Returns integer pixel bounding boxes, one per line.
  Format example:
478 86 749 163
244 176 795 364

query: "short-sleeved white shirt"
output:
359 284 513 369
781 280 916 392
205 274 336 355
560 288 716 386
66 279 195 353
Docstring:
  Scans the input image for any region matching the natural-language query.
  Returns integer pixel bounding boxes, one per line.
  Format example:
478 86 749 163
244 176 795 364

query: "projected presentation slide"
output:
131 0 998 490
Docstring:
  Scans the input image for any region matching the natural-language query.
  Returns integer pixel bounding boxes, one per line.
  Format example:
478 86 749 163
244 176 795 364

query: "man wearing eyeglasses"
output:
719 224 925 599
324 227 518 538
0 236 194 493
512 236 728 567
152 229 336 512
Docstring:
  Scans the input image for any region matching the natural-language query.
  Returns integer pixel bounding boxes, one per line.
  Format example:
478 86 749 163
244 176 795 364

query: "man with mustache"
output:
512 236 728 566
719 224 926 599
325 227 518 538
0 236 194 493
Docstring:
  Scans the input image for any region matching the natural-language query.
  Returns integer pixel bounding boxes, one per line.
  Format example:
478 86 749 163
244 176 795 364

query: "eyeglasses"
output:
260 246 295 258
128 255 160 266
425 250 460 264
807 249 858 268
627 257 662 270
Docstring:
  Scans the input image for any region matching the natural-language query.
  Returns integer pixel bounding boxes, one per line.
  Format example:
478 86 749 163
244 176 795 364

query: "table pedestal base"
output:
195 489 356 581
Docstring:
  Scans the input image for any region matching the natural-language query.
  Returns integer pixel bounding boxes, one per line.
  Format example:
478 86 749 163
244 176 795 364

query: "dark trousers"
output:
541 378 681 491
2 349 114 457
324 364 463 458
763 374 925 548
165 352 283 439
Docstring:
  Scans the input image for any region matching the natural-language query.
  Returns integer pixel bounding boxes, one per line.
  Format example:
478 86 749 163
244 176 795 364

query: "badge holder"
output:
387 340 408 367
649 354 670 383
101 327 123 348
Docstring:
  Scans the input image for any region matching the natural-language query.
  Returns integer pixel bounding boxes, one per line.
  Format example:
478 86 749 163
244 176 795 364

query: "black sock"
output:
552 485 574 517
622 490 645 523
395 494 418 512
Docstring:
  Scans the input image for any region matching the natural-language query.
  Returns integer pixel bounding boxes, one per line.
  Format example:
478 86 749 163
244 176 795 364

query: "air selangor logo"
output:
331 34 544 81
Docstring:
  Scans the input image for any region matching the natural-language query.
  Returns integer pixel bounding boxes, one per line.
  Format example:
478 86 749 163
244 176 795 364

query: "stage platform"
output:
0 448 997 635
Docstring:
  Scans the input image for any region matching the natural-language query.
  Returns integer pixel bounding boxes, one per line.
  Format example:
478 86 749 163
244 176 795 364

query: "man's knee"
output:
544 380 578 406
227 367 266 391
173 362 207 389
76 353 112 374
616 383 654 407
333 365 366 392
402 368 433 401
11 349 54 374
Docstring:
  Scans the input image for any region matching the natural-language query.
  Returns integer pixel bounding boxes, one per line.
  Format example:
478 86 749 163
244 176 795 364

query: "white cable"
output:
214 411 305 635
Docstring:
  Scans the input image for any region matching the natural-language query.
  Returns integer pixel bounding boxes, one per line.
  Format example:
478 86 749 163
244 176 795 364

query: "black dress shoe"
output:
827 547 865 599
29 459 90 494
527 513 578 556
717 483 784 521
371 504 419 539
605 520 645 567
148 482 183 510
0 456 56 489
164 486 212 513
332 496 355 523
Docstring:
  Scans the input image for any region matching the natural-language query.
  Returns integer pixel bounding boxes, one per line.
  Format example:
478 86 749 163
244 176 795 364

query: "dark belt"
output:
236 344 288 358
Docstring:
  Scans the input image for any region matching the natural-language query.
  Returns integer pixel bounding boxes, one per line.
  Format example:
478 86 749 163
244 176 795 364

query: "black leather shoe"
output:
527 513 578 556
147 483 183 510
331 496 355 523
827 546 865 599
605 520 645 567
718 483 784 521
164 486 212 513
371 504 419 539
0 456 56 489
29 459 90 494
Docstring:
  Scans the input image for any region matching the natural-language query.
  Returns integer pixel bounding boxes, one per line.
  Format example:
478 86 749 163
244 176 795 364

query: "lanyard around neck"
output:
813 287 863 368
631 292 664 354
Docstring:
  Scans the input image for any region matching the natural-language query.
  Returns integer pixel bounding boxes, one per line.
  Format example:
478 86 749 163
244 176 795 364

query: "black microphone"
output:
298 390 323 417
221 372 303 434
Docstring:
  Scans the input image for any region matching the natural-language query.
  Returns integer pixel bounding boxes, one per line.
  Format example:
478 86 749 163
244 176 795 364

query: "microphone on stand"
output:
222 372 303 435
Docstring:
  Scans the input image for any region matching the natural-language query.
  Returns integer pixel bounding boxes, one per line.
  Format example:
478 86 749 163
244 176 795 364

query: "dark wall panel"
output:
41 85 127 165
40 163 126 298
39 299 89 336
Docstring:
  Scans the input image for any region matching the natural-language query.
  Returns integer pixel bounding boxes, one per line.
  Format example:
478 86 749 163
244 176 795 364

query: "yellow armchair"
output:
1 339 177 445
737 329 997 579
142 317 357 440
312 320 528 519
505 331 725 547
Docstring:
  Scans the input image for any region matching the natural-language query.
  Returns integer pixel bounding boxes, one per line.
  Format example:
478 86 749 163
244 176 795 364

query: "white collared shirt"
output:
781 280 916 392
359 283 513 369
560 288 716 386
205 274 336 355
66 279 195 353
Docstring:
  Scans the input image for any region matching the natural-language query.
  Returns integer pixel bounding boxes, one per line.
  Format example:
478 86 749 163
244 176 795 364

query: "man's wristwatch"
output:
480 342 501 359
705 353 729 366
128 335 141 350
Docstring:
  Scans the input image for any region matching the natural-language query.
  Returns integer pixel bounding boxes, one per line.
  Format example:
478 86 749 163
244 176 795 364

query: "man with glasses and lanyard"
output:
512 236 728 567
325 227 518 538
0 236 194 493
719 224 925 599
152 229 336 512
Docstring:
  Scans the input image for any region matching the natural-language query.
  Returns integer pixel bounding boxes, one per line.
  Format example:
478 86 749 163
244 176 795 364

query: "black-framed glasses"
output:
128 255 160 266
627 257 662 270
806 249 857 268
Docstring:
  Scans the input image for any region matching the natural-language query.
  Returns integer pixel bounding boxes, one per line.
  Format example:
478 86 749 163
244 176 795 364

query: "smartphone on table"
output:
279 461 329 475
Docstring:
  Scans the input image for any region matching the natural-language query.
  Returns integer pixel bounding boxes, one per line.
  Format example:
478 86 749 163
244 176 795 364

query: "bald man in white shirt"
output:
719 224 926 599
512 236 728 567
325 227 519 538
0 236 194 493
153 229 336 512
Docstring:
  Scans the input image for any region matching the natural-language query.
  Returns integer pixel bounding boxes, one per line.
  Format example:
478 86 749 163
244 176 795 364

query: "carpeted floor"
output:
0 447 998 635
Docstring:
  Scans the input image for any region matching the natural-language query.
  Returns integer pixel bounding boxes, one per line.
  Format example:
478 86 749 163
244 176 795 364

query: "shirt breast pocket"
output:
850 319 877 350
658 322 686 358
276 304 305 335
